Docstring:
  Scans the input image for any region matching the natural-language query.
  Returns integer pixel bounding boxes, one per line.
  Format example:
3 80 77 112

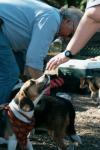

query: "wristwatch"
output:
64 50 74 58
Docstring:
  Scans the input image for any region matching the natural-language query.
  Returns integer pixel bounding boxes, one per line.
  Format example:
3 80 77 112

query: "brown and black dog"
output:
0 74 81 150
34 94 82 150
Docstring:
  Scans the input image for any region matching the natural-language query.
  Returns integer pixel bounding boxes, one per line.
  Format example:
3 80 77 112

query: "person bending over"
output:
46 0 100 70
0 0 83 104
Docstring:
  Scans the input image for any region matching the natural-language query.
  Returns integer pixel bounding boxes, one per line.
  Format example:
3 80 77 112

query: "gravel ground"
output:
73 94 100 150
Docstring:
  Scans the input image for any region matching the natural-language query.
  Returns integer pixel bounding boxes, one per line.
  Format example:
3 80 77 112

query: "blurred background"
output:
42 0 87 11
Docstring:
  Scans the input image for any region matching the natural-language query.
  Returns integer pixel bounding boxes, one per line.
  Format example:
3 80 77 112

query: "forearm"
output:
66 10 100 55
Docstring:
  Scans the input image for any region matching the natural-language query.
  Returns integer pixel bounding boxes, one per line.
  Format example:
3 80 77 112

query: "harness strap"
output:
45 77 64 95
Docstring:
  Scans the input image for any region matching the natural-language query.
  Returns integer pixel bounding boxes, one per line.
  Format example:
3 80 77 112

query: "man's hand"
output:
46 52 69 70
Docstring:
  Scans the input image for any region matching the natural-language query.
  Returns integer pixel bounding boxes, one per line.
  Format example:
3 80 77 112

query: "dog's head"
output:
15 74 50 110
19 74 50 100
80 76 100 94
80 77 93 89
80 77 88 89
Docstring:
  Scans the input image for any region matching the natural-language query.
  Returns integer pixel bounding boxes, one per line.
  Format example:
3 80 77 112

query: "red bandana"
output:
5 106 35 150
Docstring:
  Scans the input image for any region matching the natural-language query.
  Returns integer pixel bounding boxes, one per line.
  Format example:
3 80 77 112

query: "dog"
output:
80 77 100 105
0 74 82 150
34 94 82 150
0 74 50 150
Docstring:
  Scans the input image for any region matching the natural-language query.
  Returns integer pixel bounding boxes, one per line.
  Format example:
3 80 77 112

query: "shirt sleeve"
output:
86 0 100 9
26 13 60 70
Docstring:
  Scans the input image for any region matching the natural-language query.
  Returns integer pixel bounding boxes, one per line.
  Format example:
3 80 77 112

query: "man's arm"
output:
66 6 100 55
46 5 100 70
24 13 60 79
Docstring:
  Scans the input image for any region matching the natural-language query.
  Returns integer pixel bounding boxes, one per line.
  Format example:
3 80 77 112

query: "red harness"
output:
5 106 35 150
45 77 64 95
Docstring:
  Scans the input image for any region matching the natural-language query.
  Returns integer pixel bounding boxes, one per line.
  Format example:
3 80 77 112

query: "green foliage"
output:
43 0 66 8
43 0 87 10
79 0 87 11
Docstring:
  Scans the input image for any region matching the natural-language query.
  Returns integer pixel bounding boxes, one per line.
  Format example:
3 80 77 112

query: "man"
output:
0 0 83 104
46 0 100 70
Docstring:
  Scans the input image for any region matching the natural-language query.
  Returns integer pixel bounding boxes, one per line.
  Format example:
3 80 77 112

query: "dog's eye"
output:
30 79 35 85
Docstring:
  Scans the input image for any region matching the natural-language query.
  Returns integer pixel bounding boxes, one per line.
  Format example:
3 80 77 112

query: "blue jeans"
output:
0 30 20 104
14 50 26 74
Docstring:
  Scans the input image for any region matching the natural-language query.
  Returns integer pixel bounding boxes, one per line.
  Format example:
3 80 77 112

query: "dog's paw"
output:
56 92 72 101
70 134 82 145
27 139 33 150
98 105 100 109
58 147 62 150
0 137 8 144
67 144 75 150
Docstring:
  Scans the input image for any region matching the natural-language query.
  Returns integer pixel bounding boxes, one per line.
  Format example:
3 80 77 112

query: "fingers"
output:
46 52 68 71
46 54 61 70
46 59 59 70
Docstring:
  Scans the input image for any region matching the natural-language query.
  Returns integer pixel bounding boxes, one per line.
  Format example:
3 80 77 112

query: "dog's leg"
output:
28 129 35 139
67 144 75 150
0 137 8 144
53 127 68 150
8 134 17 150
69 134 82 145
91 91 96 99
53 136 66 150
48 130 66 150
97 89 100 106
27 139 33 150
58 148 62 150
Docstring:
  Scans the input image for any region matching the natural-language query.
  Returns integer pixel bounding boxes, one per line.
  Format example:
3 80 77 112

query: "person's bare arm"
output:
67 6 100 55
46 6 100 70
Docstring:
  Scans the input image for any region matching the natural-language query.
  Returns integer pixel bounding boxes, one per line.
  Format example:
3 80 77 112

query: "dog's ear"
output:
20 75 30 82
23 79 35 96
20 97 34 111
30 79 35 85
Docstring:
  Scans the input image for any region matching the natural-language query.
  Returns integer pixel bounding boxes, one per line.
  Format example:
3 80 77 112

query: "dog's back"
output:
34 95 76 136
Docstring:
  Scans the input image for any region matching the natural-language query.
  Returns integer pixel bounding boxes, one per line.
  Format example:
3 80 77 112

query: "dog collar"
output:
9 99 34 123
